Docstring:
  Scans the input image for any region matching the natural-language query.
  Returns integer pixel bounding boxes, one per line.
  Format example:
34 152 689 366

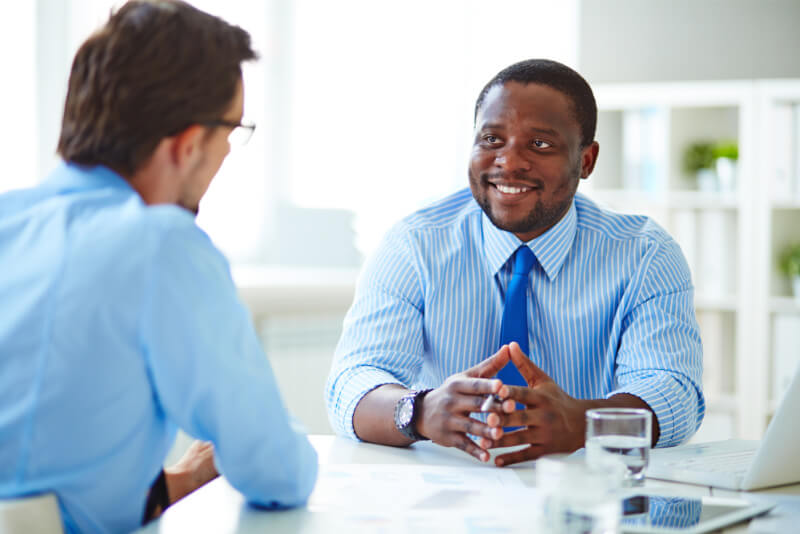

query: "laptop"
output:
648 366 800 490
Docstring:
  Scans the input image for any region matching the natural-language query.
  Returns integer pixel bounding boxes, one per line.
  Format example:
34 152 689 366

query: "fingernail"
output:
496 458 504 467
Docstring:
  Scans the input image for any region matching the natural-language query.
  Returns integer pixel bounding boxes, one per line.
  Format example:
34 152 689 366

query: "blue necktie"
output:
497 246 535 387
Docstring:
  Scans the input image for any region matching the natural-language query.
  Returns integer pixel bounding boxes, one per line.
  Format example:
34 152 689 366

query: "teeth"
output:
495 184 530 194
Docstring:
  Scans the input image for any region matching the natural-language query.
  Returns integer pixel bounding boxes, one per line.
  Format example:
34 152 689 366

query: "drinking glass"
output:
536 454 622 534
585 408 652 487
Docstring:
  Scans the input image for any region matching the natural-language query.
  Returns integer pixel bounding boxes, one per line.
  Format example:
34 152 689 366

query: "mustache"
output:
481 171 544 188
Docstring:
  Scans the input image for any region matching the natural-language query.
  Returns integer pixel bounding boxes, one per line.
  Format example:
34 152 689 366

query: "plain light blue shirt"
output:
0 163 318 534
326 188 704 447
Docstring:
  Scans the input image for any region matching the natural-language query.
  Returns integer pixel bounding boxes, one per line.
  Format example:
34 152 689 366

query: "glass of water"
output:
585 408 652 487
537 454 622 534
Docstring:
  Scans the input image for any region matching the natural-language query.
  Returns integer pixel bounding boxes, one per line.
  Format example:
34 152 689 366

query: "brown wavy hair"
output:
57 0 257 177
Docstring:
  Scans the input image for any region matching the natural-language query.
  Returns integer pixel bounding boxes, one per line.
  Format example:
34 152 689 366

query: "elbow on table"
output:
656 382 706 448
247 442 319 509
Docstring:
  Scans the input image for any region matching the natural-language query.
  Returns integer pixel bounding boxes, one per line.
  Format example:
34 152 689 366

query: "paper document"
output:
310 463 524 511
308 463 540 532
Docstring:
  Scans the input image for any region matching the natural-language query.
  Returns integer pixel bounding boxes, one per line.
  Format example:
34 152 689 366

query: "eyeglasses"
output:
202 119 257 146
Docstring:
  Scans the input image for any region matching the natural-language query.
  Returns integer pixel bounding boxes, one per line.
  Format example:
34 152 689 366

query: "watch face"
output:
398 397 414 426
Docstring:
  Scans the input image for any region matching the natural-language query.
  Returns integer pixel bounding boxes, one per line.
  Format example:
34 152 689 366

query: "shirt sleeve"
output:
325 222 426 439
610 237 706 448
140 219 317 508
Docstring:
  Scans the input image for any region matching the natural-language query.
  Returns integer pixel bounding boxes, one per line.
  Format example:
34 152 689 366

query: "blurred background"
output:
2 0 799 450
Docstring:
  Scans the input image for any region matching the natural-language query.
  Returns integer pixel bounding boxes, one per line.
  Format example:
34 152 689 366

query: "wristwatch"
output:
394 389 433 441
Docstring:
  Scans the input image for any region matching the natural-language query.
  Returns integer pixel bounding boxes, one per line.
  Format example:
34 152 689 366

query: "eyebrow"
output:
478 123 561 138
527 127 560 137
477 122 501 130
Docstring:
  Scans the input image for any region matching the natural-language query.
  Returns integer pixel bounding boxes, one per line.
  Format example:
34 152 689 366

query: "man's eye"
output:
533 139 551 149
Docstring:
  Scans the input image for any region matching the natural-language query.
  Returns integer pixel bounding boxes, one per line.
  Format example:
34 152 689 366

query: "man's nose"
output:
495 143 531 171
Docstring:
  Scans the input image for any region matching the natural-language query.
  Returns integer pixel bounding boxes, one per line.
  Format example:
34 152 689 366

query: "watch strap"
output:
396 388 433 441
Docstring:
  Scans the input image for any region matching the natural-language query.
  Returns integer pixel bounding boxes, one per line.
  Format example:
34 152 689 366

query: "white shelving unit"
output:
584 80 800 441
755 80 800 430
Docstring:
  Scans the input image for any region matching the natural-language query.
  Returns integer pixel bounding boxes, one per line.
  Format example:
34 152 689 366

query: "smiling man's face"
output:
468 81 597 242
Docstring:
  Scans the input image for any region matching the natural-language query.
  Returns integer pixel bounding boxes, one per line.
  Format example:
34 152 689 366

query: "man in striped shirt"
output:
326 59 704 466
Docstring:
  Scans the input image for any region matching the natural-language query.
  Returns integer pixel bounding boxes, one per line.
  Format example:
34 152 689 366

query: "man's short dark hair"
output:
57 0 258 177
474 59 597 148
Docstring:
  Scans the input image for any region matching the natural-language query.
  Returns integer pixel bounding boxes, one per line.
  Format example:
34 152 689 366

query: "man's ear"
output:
169 125 206 172
580 141 600 179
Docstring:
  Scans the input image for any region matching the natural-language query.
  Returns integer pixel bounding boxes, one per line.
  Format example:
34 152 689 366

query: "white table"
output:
135 435 800 533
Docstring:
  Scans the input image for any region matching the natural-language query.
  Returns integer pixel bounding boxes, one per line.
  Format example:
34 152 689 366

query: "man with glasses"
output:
0 2 316 533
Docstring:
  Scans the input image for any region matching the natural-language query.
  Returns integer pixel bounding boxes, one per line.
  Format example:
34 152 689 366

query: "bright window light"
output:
0 3 37 192
287 0 578 256
8 0 578 266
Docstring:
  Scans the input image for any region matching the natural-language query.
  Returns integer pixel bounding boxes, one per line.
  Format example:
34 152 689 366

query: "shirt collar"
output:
482 199 577 281
44 161 135 194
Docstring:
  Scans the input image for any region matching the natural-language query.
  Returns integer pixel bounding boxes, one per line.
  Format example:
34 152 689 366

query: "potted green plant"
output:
778 243 800 304
683 141 716 192
713 140 739 193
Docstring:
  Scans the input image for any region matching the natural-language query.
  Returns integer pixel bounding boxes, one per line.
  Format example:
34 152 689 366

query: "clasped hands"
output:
415 342 586 467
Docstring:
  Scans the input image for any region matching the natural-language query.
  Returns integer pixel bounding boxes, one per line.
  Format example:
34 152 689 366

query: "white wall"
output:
579 0 800 84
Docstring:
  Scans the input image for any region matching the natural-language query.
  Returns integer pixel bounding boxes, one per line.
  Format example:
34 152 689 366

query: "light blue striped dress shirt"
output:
326 188 704 447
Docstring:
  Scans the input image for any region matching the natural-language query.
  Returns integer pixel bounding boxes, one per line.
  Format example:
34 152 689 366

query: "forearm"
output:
576 393 661 447
143 466 211 522
162 440 218 506
163 468 199 505
352 384 415 446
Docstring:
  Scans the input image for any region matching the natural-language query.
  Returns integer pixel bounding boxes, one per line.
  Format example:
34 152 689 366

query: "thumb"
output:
508 341 550 386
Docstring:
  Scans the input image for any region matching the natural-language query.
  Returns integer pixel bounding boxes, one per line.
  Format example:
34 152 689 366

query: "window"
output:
286 0 579 258
6 0 578 266
0 3 37 191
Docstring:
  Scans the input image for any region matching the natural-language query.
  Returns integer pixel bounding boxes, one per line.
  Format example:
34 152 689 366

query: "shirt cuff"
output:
608 375 700 448
330 367 404 441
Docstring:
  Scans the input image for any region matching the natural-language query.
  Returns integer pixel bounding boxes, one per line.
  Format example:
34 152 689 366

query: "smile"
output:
493 183 533 194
